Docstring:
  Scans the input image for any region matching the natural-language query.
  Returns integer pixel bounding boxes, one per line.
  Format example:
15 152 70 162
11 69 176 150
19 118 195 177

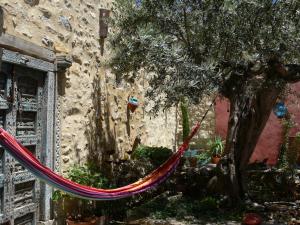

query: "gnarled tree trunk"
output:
215 61 300 204
223 86 282 203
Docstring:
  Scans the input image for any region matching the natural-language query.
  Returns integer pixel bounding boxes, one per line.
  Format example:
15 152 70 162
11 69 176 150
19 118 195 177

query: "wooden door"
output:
0 62 45 225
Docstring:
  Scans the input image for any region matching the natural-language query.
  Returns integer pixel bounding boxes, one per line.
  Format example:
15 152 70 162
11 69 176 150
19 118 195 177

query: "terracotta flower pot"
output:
211 155 221 164
243 213 262 225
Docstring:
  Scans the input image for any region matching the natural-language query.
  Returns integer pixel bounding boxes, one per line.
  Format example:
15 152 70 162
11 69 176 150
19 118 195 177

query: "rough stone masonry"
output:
0 0 215 173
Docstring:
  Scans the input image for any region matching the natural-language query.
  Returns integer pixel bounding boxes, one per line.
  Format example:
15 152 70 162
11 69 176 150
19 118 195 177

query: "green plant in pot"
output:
52 164 108 225
208 137 224 164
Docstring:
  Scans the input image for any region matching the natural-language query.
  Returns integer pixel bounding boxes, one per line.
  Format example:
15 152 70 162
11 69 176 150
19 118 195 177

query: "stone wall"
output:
0 0 185 173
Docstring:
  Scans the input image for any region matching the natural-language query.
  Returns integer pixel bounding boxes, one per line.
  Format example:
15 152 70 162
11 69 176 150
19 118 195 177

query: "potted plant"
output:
208 137 224 164
52 164 109 225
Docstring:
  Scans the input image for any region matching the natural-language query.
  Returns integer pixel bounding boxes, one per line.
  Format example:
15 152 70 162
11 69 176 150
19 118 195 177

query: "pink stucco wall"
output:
215 82 300 165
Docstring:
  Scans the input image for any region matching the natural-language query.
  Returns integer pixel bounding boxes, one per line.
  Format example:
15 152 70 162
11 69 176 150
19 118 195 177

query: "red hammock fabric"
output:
0 123 200 200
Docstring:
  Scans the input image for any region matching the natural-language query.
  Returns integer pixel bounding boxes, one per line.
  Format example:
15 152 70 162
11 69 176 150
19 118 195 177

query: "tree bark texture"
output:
217 61 300 204
222 86 282 202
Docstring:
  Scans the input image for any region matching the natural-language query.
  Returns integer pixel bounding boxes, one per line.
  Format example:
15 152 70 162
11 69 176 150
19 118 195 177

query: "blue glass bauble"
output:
273 101 288 119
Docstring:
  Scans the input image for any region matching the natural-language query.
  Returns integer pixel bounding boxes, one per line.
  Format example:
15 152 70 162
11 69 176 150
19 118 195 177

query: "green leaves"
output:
51 164 108 202
132 145 173 166
67 164 108 188
110 0 300 111
208 136 224 156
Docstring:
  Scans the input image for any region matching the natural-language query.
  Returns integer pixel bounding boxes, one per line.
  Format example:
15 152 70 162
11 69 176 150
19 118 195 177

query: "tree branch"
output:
282 64 300 83
267 56 300 82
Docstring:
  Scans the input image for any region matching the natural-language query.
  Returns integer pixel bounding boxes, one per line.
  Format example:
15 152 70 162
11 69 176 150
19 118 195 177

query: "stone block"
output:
54 42 69 54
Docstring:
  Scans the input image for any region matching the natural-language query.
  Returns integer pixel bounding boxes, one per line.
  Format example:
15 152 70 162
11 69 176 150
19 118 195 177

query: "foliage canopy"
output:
110 0 300 111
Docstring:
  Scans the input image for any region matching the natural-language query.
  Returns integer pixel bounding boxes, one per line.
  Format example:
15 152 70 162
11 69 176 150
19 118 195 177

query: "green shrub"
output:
68 164 108 188
148 196 220 220
52 164 108 201
196 151 211 166
196 197 219 211
52 164 108 220
132 145 173 166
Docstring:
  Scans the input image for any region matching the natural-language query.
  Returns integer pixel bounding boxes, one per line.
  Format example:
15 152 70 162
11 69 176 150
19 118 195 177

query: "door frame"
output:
0 34 59 223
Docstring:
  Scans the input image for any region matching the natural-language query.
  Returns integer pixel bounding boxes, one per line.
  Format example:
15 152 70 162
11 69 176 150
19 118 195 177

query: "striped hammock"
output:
0 123 200 200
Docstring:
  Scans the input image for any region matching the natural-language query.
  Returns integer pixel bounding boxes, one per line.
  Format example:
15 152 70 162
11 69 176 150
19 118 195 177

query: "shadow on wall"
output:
85 75 118 177
53 75 120 224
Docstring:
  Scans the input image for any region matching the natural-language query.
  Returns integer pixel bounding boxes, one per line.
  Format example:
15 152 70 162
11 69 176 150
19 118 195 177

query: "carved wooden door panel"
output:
0 62 45 225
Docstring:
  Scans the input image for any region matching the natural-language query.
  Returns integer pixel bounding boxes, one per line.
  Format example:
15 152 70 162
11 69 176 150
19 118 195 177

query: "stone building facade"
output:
0 0 215 224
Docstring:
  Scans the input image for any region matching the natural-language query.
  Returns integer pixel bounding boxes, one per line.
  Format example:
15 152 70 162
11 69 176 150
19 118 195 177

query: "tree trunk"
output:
221 85 283 203
213 60 300 205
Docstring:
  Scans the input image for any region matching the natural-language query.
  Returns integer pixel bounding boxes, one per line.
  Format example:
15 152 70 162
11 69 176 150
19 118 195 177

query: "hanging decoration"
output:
273 101 288 119
128 97 139 113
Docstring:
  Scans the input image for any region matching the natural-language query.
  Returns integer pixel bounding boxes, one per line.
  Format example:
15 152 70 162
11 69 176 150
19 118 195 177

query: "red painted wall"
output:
215 82 300 165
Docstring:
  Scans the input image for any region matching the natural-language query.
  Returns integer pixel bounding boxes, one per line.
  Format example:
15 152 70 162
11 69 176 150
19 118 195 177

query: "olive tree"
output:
109 0 300 203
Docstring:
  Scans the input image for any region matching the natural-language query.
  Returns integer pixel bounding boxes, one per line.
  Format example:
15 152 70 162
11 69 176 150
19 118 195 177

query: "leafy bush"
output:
132 145 172 167
140 195 223 220
68 164 108 188
52 164 108 201
195 197 219 211
52 164 108 220
196 151 211 166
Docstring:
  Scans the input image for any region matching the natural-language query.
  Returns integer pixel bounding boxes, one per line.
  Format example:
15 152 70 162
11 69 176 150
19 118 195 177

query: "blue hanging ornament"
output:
128 97 139 112
273 101 288 119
